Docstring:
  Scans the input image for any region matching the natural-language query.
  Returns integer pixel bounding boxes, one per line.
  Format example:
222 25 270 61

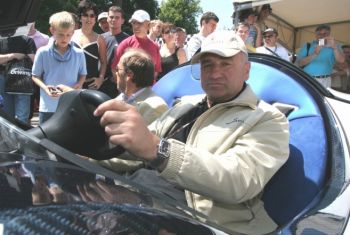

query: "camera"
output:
49 87 62 95
318 39 326 46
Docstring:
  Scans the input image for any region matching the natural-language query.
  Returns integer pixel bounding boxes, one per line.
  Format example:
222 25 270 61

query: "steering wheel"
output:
27 89 125 160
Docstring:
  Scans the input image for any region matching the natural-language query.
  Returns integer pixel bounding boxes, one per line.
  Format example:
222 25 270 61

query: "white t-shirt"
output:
186 34 205 61
256 43 291 62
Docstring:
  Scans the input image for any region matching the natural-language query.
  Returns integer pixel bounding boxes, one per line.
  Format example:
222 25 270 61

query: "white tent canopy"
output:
232 0 350 52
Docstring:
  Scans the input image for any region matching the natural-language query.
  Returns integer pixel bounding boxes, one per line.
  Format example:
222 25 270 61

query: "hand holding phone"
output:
318 39 325 46
49 87 63 95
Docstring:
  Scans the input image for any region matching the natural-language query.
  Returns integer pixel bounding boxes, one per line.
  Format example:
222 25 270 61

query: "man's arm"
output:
186 35 201 60
32 75 53 96
74 52 87 89
94 99 161 161
94 36 108 89
74 75 86 89
94 99 289 204
111 41 127 80
334 47 345 64
0 53 25 64
298 44 321 67
330 39 345 64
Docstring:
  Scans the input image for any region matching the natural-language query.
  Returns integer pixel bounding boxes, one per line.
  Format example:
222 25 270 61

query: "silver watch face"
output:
158 139 170 159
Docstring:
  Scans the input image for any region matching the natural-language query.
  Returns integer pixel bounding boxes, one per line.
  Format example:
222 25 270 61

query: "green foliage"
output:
35 0 80 35
158 0 202 34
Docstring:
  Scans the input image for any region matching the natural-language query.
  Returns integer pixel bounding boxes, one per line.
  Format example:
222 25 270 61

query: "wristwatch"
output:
148 139 171 170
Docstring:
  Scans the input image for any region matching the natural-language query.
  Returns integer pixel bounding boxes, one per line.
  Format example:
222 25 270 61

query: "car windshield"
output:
0 114 221 234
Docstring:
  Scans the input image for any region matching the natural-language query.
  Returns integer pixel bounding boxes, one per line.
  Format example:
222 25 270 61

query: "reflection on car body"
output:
0 118 221 234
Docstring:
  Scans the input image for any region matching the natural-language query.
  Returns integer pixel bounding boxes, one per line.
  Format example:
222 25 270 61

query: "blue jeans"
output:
39 112 54 124
0 73 31 124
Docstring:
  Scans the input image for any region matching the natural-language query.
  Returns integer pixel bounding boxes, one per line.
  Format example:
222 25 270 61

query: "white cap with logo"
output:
129 10 150 23
191 31 248 64
98 12 108 22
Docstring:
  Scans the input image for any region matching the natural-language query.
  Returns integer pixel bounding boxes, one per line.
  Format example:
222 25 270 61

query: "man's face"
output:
108 11 124 32
175 31 186 47
236 26 249 42
200 53 250 104
99 18 109 32
263 33 277 47
50 27 74 49
260 8 271 18
203 19 217 34
131 21 149 37
151 23 162 37
316 29 330 40
116 61 127 93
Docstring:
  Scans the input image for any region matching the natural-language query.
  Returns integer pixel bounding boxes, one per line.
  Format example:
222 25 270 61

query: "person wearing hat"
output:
97 12 109 33
297 24 345 88
111 9 162 80
256 27 290 61
93 30 289 235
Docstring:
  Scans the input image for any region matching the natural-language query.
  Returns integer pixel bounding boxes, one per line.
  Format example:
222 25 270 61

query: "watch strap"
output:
148 139 170 170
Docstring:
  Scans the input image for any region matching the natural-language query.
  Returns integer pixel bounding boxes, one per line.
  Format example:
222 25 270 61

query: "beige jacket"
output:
126 87 168 125
150 85 289 234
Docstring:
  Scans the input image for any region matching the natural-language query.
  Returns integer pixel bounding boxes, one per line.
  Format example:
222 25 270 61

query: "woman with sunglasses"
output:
157 22 187 81
72 0 108 91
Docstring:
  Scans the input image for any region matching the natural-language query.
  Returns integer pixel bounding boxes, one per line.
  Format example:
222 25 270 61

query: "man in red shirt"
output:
111 10 162 79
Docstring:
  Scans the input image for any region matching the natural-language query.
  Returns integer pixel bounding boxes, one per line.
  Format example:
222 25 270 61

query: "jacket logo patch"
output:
226 118 244 124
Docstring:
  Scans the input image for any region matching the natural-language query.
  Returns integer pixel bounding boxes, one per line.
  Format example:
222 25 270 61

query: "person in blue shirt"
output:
297 24 344 88
32 11 87 124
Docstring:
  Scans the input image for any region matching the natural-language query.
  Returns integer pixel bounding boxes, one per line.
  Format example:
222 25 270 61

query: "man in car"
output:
93 31 290 234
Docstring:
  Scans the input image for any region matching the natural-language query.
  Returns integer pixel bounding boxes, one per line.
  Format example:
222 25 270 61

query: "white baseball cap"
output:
129 10 150 23
98 12 108 22
191 31 248 64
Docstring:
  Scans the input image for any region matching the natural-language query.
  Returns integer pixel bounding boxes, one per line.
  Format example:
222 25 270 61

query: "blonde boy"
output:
32 11 87 124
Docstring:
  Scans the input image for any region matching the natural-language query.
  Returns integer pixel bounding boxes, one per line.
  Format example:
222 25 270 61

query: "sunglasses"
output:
82 13 96 18
263 34 275 39
163 29 176 34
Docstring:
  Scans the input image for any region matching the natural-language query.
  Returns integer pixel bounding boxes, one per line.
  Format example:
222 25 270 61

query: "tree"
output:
158 0 202 34
34 0 82 35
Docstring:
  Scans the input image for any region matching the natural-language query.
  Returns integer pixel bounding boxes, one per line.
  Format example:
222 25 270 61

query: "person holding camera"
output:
297 24 344 88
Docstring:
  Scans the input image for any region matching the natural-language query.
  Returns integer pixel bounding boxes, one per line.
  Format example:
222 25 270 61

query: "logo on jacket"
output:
226 118 244 124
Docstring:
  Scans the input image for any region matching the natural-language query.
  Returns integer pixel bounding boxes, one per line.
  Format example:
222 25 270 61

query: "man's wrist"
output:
148 138 171 171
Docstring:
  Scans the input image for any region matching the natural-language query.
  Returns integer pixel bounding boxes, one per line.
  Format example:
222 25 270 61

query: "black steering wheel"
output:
27 89 125 160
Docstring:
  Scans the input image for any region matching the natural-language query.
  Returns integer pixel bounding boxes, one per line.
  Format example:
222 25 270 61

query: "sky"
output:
199 0 234 30
157 0 234 30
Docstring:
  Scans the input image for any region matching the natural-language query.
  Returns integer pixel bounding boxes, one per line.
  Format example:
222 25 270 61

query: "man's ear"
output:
49 27 54 35
126 70 134 82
